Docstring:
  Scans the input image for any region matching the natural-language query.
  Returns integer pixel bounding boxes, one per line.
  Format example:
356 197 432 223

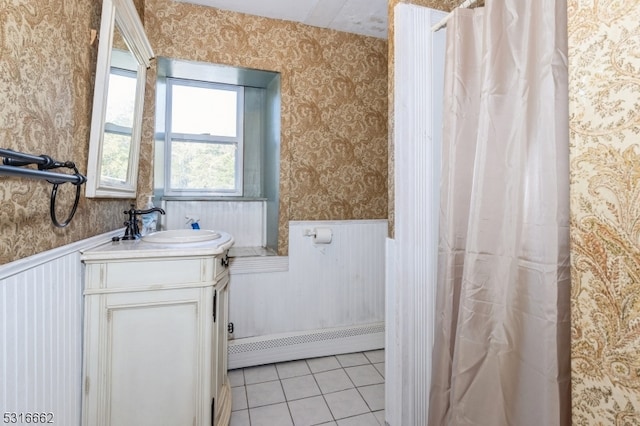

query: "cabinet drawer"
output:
85 258 215 291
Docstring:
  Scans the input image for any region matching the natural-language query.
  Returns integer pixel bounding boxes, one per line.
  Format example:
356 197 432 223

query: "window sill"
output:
229 246 277 258
161 196 267 202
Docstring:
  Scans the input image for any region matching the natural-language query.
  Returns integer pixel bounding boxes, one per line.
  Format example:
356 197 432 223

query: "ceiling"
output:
176 0 389 39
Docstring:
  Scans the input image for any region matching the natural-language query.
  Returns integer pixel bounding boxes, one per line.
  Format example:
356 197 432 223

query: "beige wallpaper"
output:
569 0 640 423
0 1 133 264
142 0 389 254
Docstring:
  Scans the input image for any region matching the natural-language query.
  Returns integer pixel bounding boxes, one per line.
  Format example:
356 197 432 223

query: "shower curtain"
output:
428 1 571 425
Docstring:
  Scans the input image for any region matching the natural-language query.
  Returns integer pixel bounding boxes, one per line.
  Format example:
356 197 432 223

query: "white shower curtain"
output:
428 1 571 425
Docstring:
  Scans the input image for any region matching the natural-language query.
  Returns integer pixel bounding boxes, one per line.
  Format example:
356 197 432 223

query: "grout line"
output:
306 358 337 424
279 376 295 424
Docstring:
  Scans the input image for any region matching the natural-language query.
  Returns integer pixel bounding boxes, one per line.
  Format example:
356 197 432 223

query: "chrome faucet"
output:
121 204 166 240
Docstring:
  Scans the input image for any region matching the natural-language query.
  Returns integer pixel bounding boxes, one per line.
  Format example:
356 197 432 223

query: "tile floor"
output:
229 350 385 426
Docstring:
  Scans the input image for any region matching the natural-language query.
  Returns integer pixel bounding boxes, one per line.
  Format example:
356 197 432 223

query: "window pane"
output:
106 70 136 128
101 132 130 183
170 140 236 190
171 84 238 137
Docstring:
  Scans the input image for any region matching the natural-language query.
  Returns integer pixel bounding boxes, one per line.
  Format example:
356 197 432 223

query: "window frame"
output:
164 77 245 197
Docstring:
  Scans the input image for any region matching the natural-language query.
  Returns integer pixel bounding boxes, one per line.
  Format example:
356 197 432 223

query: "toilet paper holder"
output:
303 227 333 244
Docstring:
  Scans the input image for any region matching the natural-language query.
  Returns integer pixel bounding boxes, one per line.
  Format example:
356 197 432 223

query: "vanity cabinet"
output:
81 235 233 426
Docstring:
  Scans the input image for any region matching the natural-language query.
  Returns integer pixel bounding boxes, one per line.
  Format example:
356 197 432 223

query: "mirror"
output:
86 0 153 198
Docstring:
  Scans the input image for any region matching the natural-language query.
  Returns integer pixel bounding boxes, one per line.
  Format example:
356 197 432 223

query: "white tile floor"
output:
229 350 385 426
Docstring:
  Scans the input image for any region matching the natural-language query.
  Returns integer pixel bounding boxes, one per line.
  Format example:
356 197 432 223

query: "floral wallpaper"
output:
0 0 131 264
569 0 640 423
142 0 389 254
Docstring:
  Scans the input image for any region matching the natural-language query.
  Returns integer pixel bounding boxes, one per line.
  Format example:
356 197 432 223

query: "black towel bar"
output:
0 148 87 227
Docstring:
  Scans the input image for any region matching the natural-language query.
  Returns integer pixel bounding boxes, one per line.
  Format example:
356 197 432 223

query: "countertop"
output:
80 230 234 262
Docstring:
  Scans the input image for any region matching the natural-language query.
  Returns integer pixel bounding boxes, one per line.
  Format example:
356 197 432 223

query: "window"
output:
155 57 281 250
165 78 244 196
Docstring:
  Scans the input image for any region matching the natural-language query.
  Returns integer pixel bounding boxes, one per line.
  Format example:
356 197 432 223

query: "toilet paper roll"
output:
313 227 332 244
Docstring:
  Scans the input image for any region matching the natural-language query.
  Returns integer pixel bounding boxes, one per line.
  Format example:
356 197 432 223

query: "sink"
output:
142 229 221 244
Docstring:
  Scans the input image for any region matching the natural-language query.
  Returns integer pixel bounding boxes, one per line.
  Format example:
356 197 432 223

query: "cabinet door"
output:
85 287 212 426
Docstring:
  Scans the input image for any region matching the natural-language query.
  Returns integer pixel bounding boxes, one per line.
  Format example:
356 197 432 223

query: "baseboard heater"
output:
228 322 385 369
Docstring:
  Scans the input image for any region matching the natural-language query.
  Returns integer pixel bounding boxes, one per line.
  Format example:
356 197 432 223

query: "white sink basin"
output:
142 229 221 244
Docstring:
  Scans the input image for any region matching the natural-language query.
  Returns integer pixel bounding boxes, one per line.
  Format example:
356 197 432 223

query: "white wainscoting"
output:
161 199 265 247
0 230 121 426
227 219 387 369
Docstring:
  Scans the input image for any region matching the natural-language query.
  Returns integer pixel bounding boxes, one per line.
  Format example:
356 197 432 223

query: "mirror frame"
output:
85 0 154 198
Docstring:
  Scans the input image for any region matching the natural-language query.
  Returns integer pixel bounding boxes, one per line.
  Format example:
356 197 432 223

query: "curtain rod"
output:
431 0 480 32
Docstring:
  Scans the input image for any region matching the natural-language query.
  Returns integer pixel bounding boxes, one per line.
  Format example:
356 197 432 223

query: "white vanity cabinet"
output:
81 234 233 426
